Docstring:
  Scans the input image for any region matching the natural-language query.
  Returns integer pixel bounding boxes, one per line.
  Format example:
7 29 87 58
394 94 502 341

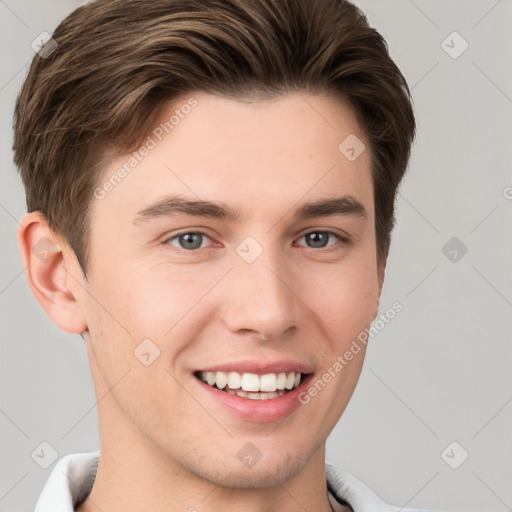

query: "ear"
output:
371 246 389 322
16 211 87 334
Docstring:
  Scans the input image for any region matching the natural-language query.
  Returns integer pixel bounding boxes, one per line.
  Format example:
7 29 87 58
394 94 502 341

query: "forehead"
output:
91 91 373 225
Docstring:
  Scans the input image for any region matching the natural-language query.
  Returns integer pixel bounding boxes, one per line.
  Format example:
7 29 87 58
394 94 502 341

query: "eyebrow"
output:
133 194 367 224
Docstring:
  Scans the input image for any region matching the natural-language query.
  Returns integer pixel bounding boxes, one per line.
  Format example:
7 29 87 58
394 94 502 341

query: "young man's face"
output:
72 92 383 486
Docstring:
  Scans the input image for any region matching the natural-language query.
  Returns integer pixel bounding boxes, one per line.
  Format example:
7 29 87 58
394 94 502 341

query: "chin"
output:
185 446 314 490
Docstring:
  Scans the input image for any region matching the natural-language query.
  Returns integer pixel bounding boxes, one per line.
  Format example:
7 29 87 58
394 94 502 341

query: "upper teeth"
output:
199 371 301 392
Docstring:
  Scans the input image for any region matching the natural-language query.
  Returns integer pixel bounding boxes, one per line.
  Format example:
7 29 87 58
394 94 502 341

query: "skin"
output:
18 92 386 512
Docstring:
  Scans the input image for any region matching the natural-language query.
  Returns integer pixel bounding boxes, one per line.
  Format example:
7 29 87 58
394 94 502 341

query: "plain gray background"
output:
1 1 511 511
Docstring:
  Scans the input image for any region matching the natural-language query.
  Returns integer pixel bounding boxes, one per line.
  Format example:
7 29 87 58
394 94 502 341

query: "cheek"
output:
88 264 201 333
127 268 222 338
302 259 379 341
84 265 221 376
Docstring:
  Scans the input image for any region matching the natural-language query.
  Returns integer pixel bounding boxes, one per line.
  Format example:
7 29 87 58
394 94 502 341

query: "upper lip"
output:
195 360 314 375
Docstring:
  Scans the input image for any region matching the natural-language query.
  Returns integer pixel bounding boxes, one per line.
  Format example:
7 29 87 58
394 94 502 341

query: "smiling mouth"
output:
194 370 306 400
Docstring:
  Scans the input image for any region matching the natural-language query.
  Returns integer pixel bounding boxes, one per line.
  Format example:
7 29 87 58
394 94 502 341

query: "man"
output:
13 0 438 510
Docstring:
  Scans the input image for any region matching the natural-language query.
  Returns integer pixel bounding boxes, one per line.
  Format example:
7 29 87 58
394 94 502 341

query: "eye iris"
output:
307 232 329 248
180 233 203 250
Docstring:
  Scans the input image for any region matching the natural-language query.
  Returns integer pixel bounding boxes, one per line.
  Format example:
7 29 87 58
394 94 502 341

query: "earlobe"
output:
16 212 87 334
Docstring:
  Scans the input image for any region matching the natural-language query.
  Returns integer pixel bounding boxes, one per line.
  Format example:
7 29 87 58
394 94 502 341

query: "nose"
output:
221 247 299 341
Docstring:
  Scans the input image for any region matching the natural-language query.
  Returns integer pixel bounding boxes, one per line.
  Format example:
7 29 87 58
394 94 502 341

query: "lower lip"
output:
194 374 314 423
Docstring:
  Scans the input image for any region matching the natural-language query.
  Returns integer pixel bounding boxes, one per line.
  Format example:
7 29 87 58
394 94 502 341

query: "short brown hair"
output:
13 0 415 277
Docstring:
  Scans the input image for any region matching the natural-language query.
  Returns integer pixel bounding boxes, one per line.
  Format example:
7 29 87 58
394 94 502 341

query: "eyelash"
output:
163 230 348 252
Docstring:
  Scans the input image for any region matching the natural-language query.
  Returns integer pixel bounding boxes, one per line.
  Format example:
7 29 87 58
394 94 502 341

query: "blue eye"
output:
298 231 342 249
164 230 345 252
166 232 211 250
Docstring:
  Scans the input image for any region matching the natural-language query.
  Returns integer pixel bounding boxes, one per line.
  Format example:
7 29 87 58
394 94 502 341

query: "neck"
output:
75 407 335 512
